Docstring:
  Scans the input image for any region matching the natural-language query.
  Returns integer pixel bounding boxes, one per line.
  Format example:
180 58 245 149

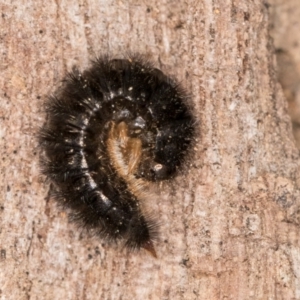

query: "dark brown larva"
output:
39 56 195 257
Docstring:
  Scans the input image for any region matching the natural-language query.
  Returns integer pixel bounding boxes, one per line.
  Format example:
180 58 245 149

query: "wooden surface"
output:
1 0 300 299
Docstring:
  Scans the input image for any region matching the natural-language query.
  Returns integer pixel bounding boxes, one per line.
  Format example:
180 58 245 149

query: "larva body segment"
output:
39 56 195 256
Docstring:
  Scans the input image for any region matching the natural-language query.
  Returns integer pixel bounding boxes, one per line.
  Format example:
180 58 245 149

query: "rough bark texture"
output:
1 0 300 299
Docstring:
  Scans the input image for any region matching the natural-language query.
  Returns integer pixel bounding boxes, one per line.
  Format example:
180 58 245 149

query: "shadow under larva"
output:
38 55 195 257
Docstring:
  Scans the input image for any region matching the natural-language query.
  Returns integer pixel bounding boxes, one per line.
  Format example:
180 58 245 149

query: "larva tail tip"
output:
142 240 157 258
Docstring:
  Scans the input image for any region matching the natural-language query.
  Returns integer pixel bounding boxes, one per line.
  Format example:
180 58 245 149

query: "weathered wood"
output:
1 0 300 299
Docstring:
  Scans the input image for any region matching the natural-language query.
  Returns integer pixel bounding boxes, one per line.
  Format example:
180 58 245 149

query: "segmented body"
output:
39 57 194 255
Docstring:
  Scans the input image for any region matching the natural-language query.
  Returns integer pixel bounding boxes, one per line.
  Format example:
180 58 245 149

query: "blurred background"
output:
270 0 300 148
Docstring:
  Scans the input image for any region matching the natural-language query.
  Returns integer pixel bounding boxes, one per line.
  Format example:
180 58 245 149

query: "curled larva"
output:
39 56 195 257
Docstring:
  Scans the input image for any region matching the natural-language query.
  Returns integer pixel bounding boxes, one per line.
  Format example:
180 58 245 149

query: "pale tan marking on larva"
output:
107 121 148 200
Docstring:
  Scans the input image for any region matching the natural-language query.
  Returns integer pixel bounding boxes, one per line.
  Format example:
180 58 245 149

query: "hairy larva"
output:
39 55 195 257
